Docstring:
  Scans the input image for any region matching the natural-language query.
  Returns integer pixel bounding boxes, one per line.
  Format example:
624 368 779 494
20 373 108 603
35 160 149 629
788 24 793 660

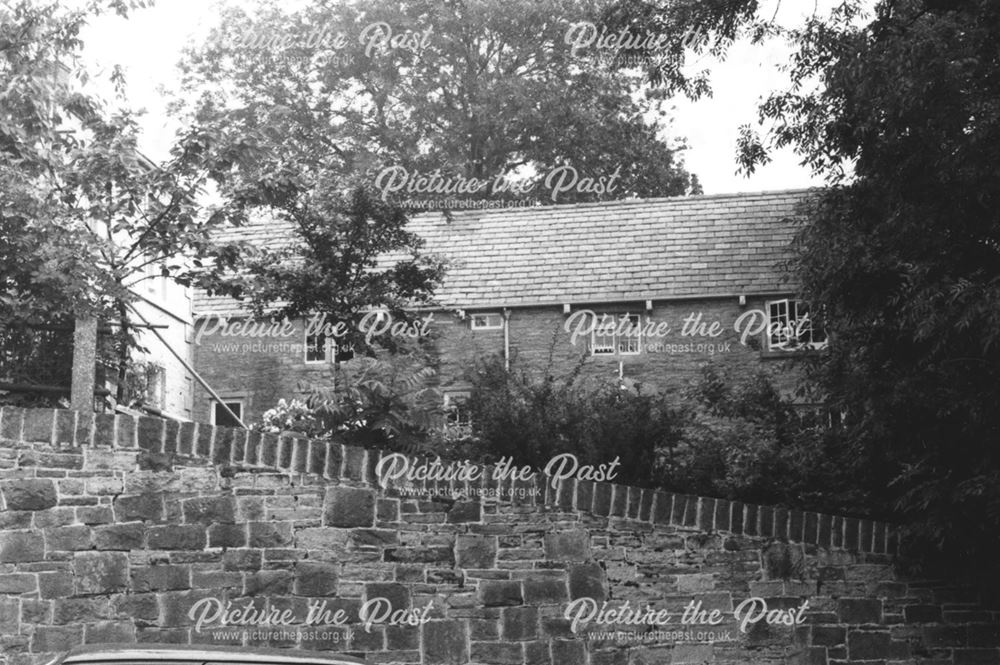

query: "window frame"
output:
590 312 642 356
469 312 504 331
303 329 334 364
210 398 244 427
765 298 828 352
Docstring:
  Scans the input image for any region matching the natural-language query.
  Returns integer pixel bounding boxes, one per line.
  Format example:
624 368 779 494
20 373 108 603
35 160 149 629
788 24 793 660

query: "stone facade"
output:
2 406 997 665
192 295 804 424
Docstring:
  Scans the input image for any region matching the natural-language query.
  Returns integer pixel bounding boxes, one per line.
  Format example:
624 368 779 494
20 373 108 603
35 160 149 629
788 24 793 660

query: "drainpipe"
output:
502 308 511 372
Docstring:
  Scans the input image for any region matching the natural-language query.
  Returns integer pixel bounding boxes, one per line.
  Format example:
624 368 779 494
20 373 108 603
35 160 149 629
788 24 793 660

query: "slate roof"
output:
193 188 815 316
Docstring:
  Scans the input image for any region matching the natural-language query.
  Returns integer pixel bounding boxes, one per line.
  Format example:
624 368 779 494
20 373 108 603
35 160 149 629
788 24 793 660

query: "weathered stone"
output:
294 561 339 596
44 525 92 551
366 582 410 610
502 606 538 640
457 535 497 569
73 552 129 594
838 598 882 624
183 496 236 524
544 530 590 562
524 578 569 604
115 493 163 522
480 580 523 607
0 573 37 594
423 620 469 665
53 597 112 624
248 521 293 547
323 486 375 527
94 524 146 550
208 523 246 548
551 639 586 665
447 500 481 523
85 621 135 644
244 570 294 595
31 625 83 652
568 563 606 601
0 531 44 563
147 525 206 550
131 565 191 592
37 572 74 599
1 479 57 511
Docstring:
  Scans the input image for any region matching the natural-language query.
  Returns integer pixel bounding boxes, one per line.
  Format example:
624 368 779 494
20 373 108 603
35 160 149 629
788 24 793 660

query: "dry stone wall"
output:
0 406 998 665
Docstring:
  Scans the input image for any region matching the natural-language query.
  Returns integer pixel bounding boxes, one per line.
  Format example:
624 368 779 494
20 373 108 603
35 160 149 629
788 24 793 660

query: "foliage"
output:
0 0 262 399
778 0 1000 572
215 186 447 353
462 353 682 486
173 0 699 204
665 366 865 515
253 349 445 452
611 0 1000 573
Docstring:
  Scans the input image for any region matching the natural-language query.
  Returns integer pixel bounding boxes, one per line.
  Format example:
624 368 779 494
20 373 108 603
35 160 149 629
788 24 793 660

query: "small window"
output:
470 313 503 330
145 363 165 409
591 313 642 356
443 392 473 437
211 400 243 428
766 299 828 351
304 331 333 364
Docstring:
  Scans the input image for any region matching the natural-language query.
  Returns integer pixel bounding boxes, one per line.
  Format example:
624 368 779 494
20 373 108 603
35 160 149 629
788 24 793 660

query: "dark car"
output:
49 645 366 665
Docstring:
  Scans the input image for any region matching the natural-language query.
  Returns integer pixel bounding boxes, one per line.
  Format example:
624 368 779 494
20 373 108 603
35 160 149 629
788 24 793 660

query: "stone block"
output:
147 525 206 550
294 561 339 596
502 606 538 640
543 530 590 562
183 496 236 524
323 486 375 527
456 535 497 569
569 563 606 601
480 580 523 607
73 551 129 594
1 479 57 511
423 621 469 665
0 531 44 563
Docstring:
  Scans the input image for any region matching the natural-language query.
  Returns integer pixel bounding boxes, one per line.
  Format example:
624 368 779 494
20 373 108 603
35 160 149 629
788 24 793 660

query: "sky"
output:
78 0 837 196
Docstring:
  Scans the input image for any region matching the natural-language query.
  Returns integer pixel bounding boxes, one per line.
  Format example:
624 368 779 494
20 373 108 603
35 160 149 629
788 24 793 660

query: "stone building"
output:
191 189 823 425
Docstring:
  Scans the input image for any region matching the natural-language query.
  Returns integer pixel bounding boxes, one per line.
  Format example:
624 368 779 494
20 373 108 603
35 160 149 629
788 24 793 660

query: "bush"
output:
666 366 862 515
253 349 445 452
464 354 683 487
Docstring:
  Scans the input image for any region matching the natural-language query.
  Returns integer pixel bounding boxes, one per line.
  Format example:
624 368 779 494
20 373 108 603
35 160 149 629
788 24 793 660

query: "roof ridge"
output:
407 187 821 221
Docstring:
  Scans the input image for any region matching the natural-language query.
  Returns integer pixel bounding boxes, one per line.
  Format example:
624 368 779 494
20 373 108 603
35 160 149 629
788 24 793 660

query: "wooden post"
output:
71 317 98 411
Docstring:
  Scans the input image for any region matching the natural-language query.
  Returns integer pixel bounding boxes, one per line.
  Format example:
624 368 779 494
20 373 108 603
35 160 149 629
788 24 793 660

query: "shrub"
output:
464 354 683 487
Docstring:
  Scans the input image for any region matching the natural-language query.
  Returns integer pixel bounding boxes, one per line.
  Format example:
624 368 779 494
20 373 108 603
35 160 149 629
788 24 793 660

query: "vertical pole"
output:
71 317 98 411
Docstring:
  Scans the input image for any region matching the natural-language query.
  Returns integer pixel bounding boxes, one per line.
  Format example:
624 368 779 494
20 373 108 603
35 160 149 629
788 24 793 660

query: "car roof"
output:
57 644 366 665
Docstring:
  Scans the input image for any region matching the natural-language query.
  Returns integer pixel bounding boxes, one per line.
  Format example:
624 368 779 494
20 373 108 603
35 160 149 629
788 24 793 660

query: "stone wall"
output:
192 295 801 423
1 406 998 665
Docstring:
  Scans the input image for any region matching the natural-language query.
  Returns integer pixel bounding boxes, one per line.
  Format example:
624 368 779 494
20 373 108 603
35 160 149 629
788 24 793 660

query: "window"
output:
443 392 473 438
470 312 503 330
304 331 333 363
211 400 243 428
145 363 165 409
591 313 642 356
766 299 828 351
305 330 354 364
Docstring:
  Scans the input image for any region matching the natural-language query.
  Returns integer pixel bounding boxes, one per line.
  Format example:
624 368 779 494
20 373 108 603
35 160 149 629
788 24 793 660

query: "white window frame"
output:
591 313 642 356
304 329 334 364
210 399 244 427
765 299 828 351
442 391 473 436
469 312 503 330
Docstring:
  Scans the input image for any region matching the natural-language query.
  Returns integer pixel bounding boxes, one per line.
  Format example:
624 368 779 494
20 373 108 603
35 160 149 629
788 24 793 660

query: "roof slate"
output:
193 188 815 316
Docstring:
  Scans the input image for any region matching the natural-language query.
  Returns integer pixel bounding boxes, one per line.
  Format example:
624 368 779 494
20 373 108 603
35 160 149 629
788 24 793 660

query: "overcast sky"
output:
78 0 842 195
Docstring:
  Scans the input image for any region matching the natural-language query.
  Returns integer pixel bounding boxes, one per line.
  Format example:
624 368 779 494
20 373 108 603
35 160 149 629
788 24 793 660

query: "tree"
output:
608 0 1000 575
0 0 256 400
172 0 700 206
